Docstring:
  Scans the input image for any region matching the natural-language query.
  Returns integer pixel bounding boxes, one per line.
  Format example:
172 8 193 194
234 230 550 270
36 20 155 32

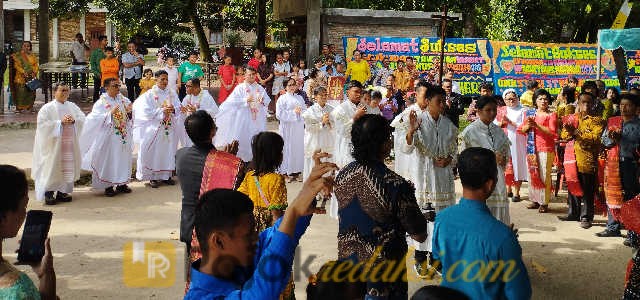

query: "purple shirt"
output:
379 98 397 120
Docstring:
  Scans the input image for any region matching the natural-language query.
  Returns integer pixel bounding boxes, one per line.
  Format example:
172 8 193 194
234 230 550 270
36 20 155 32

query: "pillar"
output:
23 10 30 41
305 0 321 66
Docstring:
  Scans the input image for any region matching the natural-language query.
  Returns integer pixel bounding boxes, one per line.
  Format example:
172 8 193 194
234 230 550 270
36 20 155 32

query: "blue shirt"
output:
602 117 640 160
432 198 532 300
185 215 311 300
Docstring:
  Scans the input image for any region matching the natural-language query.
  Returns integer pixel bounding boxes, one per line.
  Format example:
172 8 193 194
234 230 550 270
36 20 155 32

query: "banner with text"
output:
491 41 620 95
343 36 493 95
628 50 640 88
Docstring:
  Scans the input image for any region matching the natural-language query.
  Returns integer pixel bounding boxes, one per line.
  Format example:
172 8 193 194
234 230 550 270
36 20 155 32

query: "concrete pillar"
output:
52 18 58 59
80 14 86 38
106 20 113 46
305 0 321 65
23 10 30 41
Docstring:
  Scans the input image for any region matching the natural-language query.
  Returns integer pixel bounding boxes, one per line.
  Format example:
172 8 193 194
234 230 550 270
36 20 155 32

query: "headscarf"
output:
502 88 518 100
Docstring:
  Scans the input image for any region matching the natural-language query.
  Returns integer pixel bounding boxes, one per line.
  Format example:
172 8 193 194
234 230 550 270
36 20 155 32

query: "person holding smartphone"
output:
0 165 56 299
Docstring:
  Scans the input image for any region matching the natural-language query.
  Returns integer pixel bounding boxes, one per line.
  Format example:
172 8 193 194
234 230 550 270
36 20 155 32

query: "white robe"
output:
32 100 86 201
302 103 335 181
331 100 358 168
80 93 134 189
214 82 271 162
132 85 182 181
276 92 306 174
494 105 528 181
391 113 409 179
460 119 511 225
179 89 219 147
399 104 457 252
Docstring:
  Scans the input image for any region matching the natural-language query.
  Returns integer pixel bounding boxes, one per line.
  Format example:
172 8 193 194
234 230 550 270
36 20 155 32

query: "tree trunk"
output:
256 0 266 49
39 0 50 63
189 3 212 62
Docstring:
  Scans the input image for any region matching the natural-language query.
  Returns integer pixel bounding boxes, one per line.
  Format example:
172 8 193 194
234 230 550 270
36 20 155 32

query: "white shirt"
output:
72 41 87 63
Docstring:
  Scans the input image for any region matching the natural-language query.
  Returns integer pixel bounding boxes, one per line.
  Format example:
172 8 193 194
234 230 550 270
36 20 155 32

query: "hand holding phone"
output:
17 210 52 263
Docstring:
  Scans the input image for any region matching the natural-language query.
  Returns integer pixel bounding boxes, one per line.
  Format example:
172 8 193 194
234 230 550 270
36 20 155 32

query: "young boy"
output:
302 87 334 181
185 156 336 299
99 47 119 89
178 51 204 100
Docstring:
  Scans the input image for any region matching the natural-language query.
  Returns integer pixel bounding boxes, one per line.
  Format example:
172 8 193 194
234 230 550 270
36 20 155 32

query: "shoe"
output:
538 205 548 213
105 187 117 197
580 220 592 229
116 185 132 193
557 215 579 221
512 196 521 203
624 238 635 248
44 191 57 205
508 191 514 198
296 175 303 182
595 230 622 237
56 192 72 202
414 263 429 279
163 178 175 185
526 202 540 209
149 180 160 188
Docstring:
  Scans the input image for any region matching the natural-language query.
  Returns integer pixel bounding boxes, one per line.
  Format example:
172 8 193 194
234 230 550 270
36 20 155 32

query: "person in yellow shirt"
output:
520 79 539 108
345 50 371 85
393 60 411 92
138 69 155 95
99 47 119 87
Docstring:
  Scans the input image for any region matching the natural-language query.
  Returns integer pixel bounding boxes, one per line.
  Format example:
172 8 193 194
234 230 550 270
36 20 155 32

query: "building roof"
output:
323 8 461 20
3 0 108 12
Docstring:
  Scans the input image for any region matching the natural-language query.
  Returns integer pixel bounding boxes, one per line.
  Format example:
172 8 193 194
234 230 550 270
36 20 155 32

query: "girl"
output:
235 65 246 84
236 131 295 300
217 56 236 103
138 68 155 95
298 59 309 79
302 86 334 181
518 89 557 213
257 54 274 104
163 56 179 93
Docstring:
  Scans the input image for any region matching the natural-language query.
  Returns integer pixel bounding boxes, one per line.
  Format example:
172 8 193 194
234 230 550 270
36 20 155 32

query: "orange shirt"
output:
100 58 119 86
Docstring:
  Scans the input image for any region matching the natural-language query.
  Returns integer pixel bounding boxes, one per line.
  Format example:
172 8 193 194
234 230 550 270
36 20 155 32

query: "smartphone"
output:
17 210 52 263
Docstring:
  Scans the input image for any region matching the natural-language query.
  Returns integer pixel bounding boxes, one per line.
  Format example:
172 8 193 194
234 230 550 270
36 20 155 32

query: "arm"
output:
121 55 136 68
601 127 615 148
535 113 557 139
499 237 532 300
302 109 324 133
275 98 299 123
331 107 354 138
267 175 288 220
398 182 428 243
575 119 604 147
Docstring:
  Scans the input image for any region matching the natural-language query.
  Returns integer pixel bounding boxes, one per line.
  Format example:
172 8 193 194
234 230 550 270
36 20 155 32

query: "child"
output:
163 56 179 93
291 64 303 87
139 68 155 95
299 59 309 79
361 90 381 115
185 155 337 299
235 65 246 84
178 51 204 100
99 47 119 88
217 56 236 103
335 63 345 77
276 78 306 183
380 88 399 122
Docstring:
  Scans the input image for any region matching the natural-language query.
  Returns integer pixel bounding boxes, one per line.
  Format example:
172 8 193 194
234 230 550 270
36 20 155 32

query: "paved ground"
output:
0 124 630 299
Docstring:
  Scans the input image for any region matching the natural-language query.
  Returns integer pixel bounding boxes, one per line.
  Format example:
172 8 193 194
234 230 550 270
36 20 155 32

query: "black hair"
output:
425 85 445 99
411 285 470 300
245 66 257 73
98 35 108 42
75 33 83 38
457 147 497 190
442 78 452 84
184 110 215 147
188 78 201 87
605 87 620 104
526 79 539 90
143 68 153 76
347 80 364 90
105 46 115 52
415 80 431 92
313 86 327 96
568 75 578 84
582 80 598 97
480 82 494 92
154 69 168 77
194 189 254 254
620 93 640 107
309 68 320 79
103 77 119 88
578 91 595 104
251 132 284 176
0 165 27 220
370 90 383 100
351 114 392 163
52 81 70 93
306 260 367 300
325 55 334 61
561 86 576 104
352 50 361 55
285 77 297 87
475 95 498 110
533 89 553 107
189 50 199 57
631 87 640 95
405 56 414 61
127 40 136 46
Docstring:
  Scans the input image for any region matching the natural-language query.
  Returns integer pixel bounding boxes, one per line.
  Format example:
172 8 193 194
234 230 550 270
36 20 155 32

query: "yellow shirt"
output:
520 90 534 108
237 170 288 210
560 115 604 174
345 60 371 85
394 69 411 92
139 78 155 95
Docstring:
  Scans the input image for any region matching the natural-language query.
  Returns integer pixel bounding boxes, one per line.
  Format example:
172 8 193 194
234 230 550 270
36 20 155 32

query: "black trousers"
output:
178 83 187 100
606 160 639 231
125 78 141 101
71 62 87 88
92 74 101 102
567 172 597 221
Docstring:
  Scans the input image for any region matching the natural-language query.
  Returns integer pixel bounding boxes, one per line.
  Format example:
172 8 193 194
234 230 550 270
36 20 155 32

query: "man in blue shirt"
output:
432 147 532 300
185 155 337 299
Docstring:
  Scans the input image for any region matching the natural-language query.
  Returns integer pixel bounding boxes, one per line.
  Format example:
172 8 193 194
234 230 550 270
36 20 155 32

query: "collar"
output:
458 197 490 212
189 260 236 294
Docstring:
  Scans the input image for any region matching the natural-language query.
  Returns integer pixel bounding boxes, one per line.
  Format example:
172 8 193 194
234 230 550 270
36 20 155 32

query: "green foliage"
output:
225 32 242 47
172 33 196 50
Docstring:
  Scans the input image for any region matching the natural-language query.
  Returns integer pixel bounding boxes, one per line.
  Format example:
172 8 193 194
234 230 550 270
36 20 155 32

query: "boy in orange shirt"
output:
99 47 119 88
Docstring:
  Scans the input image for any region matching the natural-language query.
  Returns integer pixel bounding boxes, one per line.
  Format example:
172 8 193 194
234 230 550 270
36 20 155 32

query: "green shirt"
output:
178 62 204 82
90 48 106 76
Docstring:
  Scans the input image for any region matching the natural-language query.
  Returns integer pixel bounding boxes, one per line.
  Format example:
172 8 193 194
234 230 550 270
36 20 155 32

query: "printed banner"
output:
343 37 493 95
327 76 346 101
491 41 620 95
628 50 640 88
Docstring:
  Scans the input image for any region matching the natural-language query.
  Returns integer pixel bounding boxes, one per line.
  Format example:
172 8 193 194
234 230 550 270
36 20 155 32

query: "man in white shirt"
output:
331 80 366 168
121 41 145 101
70 33 89 89
179 78 219 147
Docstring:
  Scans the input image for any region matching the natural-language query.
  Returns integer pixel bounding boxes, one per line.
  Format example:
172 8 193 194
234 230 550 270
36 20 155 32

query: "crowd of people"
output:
4 39 640 299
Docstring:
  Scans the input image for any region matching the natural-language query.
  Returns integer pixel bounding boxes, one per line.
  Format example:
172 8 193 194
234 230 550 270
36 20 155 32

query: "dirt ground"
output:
0 126 630 300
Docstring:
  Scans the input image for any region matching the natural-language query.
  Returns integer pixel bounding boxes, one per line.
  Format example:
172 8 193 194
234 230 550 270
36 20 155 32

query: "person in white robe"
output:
391 113 409 179
32 82 85 204
494 88 528 203
330 80 367 168
213 66 271 162
460 96 511 225
276 78 306 181
132 69 182 187
399 82 457 276
179 78 219 147
80 78 134 197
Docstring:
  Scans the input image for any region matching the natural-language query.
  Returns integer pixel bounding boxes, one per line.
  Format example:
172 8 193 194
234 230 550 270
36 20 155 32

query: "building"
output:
3 0 115 59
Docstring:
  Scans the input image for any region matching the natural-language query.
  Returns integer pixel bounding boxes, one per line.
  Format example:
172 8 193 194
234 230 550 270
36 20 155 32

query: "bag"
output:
26 78 42 91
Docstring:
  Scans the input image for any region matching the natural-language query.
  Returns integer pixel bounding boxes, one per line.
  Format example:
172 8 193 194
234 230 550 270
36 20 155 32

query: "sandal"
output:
538 205 548 213
526 202 540 209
